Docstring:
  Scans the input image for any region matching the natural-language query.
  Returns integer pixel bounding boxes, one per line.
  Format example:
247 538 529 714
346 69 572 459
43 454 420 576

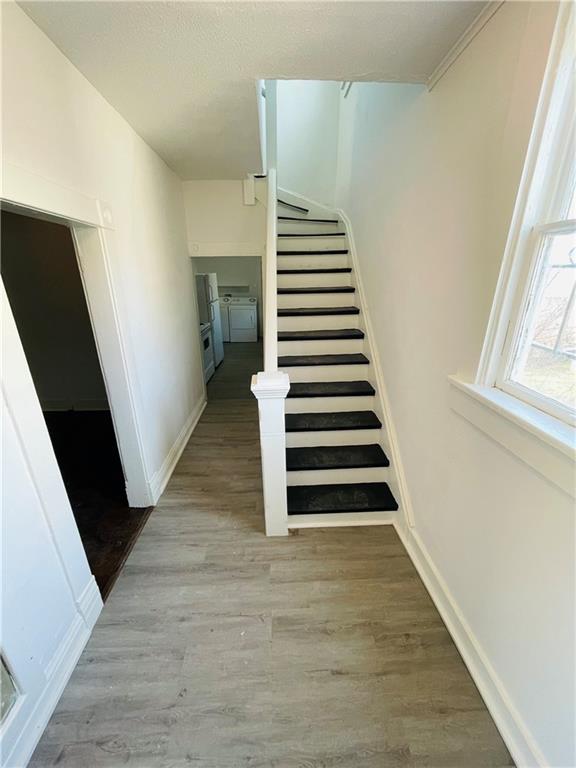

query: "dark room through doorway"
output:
1 209 151 599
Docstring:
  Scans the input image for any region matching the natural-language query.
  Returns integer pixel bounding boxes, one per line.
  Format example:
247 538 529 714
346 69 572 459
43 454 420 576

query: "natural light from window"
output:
509 229 576 413
494 39 575 426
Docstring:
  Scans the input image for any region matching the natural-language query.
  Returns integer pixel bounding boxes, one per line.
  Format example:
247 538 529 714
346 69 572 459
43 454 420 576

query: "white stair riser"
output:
287 511 396 528
277 254 349 270
278 314 361 331
277 236 347 250
278 339 364 356
277 272 351 289
286 428 382 447
285 395 375 413
277 292 354 308
282 364 370 382
287 466 390 485
278 222 341 235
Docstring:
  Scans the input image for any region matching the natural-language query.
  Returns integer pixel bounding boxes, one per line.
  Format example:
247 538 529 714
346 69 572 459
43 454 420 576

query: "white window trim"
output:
450 3 575 496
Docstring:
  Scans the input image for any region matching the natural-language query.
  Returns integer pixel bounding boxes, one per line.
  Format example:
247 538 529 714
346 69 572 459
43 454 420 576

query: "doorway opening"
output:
192 256 263 400
1 209 151 600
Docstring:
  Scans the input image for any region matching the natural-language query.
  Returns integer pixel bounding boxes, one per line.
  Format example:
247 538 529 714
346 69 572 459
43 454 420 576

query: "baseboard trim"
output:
76 576 103 630
394 521 547 768
148 398 207 503
3 614 92 768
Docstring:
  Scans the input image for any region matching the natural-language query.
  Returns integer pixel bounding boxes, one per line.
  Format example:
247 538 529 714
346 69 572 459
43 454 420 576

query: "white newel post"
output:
251 371 290 536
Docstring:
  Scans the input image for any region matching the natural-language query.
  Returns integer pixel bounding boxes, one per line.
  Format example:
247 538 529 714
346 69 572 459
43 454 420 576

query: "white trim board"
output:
449 377 575 497
427 2 505 91
394 521 548 768
188 241 263 258
148 398 207 503
2 611 95 768
1 163 151 508
288 511 396 529
1 162 113 230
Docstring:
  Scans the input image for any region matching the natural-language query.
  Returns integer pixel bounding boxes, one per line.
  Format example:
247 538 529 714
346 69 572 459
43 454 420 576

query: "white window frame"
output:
477 3 575 421
450 4 575 498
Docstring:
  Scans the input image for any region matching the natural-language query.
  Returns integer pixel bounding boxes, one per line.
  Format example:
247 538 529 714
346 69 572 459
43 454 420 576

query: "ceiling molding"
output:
427 2 505 92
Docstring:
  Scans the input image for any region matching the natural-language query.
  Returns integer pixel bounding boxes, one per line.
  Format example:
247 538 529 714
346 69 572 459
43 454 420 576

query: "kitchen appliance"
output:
200 322 215 382
195 273 224 366
220 297 231 342
220 296 258 343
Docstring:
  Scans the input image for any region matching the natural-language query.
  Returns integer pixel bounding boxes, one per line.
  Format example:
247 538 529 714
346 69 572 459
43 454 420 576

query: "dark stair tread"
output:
277 198 309 213
287 483 398 515
287 444 389 471
279 353 368 367
278 286 355 294
277 268 352 274
278 306 359 317
285 410 382 432
278 249 349 255
278 232 346 238
287 381 375 398
278 216 339 223
278 329 364 341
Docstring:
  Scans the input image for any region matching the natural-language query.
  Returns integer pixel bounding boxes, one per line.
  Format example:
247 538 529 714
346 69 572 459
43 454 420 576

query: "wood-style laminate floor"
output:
30 342 513 768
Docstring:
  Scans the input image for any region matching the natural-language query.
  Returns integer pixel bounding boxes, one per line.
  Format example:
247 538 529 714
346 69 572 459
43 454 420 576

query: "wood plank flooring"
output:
29 342 513 767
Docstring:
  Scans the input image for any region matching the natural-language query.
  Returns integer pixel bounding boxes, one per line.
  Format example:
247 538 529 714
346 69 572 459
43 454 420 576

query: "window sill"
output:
448 375 575 498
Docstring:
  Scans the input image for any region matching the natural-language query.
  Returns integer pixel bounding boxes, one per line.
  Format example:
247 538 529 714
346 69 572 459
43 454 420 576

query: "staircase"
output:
276 197 399 525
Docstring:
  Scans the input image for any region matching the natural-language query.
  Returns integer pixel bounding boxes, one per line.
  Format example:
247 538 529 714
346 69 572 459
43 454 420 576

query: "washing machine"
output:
221 296 258 342
219 297 231 342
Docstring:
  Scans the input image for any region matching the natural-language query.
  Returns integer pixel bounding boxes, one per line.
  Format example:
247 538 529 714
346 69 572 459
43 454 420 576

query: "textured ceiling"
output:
20 1 486 179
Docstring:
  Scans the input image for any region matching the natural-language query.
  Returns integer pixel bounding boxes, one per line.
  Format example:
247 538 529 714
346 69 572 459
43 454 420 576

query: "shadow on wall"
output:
276 80 341 208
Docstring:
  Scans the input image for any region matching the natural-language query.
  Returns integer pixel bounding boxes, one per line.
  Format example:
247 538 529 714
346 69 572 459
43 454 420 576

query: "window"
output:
479 5 576 428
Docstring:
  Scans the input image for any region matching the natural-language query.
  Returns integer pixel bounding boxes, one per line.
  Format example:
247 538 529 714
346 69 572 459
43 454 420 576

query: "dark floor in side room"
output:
43 410 151 600
30 340 513 768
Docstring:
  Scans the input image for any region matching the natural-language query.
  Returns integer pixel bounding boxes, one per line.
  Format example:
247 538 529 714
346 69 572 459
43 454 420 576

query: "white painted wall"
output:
183 180 266 258
2 212 108 411
335 4 574 766
1 283 102 768
277 80 340 207
2 2 205 496
1 4 206 763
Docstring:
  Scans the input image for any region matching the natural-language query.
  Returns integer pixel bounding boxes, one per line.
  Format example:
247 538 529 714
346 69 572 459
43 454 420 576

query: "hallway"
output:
30 342 512 767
